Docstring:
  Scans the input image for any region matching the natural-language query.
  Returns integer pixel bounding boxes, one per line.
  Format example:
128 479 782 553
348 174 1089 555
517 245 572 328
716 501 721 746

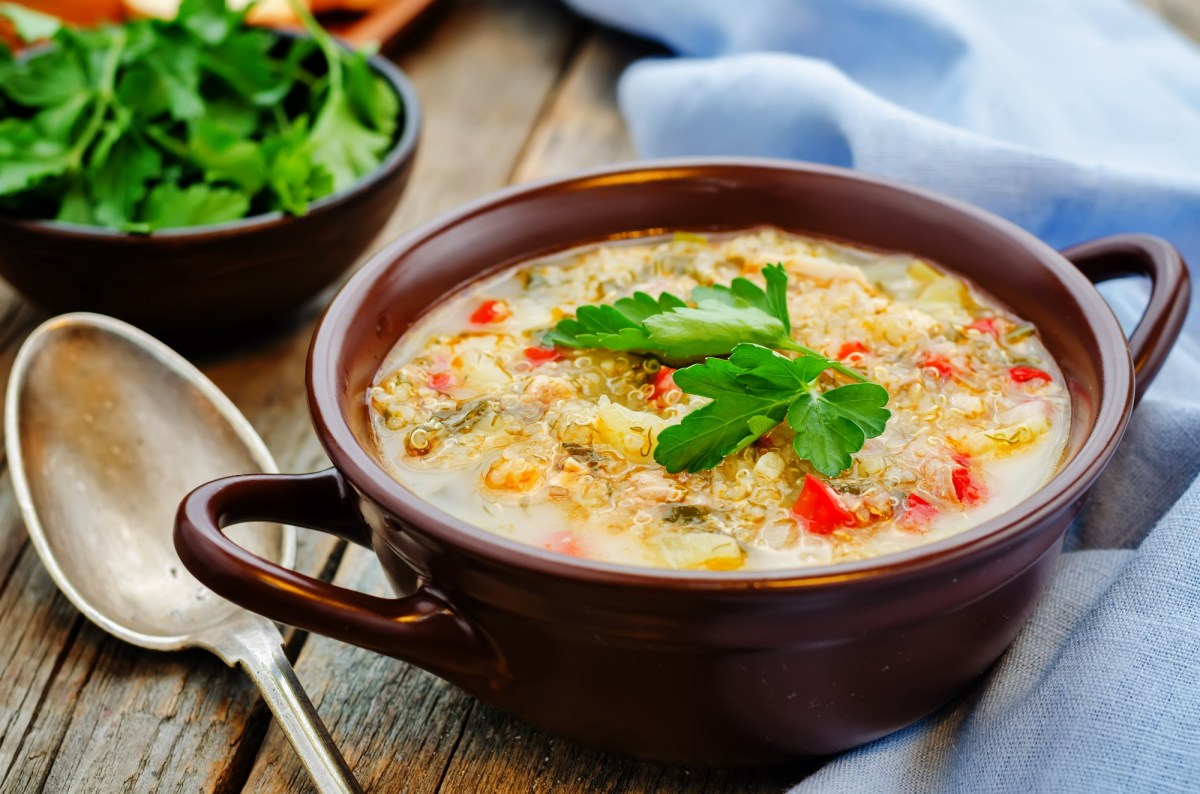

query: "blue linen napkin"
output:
561 1 1200 790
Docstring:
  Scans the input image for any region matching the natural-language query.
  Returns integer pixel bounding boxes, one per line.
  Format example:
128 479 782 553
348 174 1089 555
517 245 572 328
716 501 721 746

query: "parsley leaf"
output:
544 291 696 357
139 183 250 230
90 127 162 229
0 119 71 195
786 383 891 476
653 344 890 476
55 177 92 224
691 262 792 333
546 265 866 380
654 355 793 473
290 0 394 193
0 32 88 108
640 302 791 361
545 267 803 365
178 0 240 45
262 118 334 215
726 341 832 392
185 117 267 193
127 32 206 121
344 47 400 141
308 91 393 194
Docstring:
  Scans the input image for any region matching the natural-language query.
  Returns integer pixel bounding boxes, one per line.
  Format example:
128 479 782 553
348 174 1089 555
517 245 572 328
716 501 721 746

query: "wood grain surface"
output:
0 0 1195 791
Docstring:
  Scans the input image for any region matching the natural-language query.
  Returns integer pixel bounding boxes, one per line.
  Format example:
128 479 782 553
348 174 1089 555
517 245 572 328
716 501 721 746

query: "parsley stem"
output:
140 124 191 162
272 104 291 134
777 338 868 382
67 27 126 171
286 0 343 88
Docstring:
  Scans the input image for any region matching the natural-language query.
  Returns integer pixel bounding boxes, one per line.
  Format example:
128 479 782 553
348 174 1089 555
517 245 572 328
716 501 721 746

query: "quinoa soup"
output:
368 229 1070 571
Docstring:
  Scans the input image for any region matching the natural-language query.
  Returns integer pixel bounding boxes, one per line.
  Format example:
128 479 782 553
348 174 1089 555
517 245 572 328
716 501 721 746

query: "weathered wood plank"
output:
509 29 652 184
370 0 584 247
0 469 31 619
240 0 583 790
0 547 96 793
0 612 103 794
38 633 266 793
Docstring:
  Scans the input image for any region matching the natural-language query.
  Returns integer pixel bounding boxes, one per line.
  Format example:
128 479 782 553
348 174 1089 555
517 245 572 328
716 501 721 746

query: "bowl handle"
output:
174 468 507 690
1061 233 1191 404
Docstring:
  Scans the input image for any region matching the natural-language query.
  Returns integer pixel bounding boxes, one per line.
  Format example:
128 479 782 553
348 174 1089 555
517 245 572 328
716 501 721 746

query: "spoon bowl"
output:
7 313 290 645
5 313 360 793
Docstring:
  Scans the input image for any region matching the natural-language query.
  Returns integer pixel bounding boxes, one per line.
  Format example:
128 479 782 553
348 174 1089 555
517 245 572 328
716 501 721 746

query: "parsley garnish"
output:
0 0 399 232
546 265 890 475
655 344 889 476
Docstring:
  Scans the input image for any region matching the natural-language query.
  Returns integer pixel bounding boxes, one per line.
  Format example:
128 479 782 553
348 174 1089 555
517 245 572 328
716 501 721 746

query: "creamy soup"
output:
368 229 1069 571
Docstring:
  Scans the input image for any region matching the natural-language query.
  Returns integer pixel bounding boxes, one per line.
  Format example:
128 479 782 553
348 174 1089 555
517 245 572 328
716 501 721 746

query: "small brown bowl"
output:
0 38 420 340
175 160 1189 765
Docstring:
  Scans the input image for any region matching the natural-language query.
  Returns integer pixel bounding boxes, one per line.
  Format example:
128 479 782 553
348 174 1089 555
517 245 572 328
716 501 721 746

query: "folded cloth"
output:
561 1 1200 790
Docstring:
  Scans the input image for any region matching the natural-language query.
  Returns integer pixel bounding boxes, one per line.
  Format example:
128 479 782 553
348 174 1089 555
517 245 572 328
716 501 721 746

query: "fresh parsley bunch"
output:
546 265 891 476
0 0 399 232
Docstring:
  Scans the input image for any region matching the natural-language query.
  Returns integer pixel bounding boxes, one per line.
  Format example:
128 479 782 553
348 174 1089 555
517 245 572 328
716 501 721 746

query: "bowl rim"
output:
308 157 1134 591
0 30 421 240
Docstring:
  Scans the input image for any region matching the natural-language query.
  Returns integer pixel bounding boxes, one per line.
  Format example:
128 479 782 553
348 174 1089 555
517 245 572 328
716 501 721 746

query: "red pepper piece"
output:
1009 365 1052 383
429 371 453 392
966 317 1000 339
952 463 985 505
837 341 869 360
920 353 956 378
524 346 563 365
791 474 856 535
470 299 509 324
906 493 938 524
649 366 679 406
544 531 583 557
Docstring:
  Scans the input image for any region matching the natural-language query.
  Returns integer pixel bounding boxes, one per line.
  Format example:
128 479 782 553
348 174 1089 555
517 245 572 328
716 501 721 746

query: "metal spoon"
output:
5 313 362 794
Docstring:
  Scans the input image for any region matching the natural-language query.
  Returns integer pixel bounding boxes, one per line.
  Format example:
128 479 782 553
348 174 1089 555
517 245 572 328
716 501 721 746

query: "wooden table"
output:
1 1 1196 791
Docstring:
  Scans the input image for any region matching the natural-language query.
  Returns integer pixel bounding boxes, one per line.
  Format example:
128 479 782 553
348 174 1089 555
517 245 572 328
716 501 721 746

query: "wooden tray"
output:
320 0 440 48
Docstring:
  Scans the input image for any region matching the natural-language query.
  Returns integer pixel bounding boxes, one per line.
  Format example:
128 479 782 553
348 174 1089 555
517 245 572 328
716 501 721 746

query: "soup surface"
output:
369 229 1069 571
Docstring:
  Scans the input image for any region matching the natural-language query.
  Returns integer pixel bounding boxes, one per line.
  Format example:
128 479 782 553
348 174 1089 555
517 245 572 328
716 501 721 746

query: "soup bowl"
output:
175 159 1189 765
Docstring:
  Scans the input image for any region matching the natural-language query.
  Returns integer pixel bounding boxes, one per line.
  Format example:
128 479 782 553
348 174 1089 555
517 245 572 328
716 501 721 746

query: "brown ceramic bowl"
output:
175 159 1189 766
0 38 419 340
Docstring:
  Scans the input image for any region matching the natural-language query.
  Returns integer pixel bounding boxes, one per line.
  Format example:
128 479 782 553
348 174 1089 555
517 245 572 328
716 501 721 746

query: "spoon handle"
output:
217 618 364 794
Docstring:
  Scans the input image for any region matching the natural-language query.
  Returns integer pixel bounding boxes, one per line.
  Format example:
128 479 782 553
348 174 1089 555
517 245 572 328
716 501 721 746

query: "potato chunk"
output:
652 532 744 571
594 397 668 464
960 401 1051 456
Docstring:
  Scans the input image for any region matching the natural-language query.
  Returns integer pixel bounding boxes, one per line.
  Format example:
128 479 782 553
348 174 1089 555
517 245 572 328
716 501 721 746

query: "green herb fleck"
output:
663 504 710 524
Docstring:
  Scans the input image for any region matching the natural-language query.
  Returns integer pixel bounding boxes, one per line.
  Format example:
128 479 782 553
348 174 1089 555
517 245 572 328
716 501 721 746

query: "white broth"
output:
369 229 1070 571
